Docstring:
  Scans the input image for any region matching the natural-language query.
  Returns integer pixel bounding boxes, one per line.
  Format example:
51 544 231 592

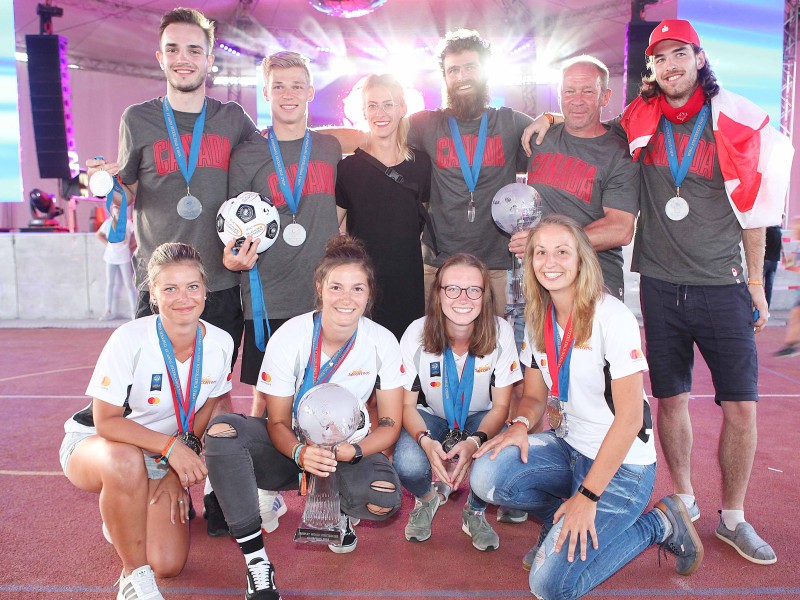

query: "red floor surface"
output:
1 327 799 599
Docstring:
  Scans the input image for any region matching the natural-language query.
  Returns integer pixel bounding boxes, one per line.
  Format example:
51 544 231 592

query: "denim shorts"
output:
639 275 758 404
59 430 169 480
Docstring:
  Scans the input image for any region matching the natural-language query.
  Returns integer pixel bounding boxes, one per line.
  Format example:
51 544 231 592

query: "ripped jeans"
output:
204 413 402 538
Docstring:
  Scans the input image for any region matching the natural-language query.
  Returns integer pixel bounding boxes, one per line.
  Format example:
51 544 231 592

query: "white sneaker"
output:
117 565 164 600
102 522 112 544
258 490 288 534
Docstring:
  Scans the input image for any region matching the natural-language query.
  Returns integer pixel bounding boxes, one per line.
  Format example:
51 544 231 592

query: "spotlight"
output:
28 188 64 229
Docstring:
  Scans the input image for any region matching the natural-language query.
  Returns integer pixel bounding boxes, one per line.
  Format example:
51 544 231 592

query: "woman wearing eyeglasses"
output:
394 253 522 551
335 73 432 340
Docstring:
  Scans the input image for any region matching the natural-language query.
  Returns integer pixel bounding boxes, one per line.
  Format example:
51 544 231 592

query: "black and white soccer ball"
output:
216 192 280 254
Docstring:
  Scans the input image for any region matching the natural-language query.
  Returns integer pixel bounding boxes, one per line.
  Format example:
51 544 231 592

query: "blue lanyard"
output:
155 316 203 432
105 181 127 243
294 312 358 417
162 97 207 191
662 104 710 191
249 267 271 352
267 128 313 216
448 112 488 194
442 346 475 430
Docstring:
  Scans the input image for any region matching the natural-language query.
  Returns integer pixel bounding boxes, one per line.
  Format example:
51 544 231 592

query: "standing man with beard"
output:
323 30 532 317
86 7 260 537
524 20 791 566
410 30 533 317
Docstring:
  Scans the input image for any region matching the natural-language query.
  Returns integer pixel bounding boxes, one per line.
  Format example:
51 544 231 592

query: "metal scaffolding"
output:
781 0 798 139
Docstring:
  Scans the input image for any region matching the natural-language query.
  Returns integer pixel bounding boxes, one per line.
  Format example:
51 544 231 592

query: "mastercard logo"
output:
630 348 645 360
430 381 441 388
400 364 405 373
540 358 547 367
511 361 518 371
261 372 271 383
147 396 160 405
521 341 527 350
100 376 111 387
227 373 232 381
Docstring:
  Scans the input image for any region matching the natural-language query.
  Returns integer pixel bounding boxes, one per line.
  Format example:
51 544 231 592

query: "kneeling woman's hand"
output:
300 444 337 477
553 493 599 563
150 470 191 525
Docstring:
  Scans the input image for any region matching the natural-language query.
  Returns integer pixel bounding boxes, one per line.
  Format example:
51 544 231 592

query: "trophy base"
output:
294 526 343 544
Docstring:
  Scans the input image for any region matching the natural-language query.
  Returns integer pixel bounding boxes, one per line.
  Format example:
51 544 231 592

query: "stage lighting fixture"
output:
28 188 64 228
308 0 388 19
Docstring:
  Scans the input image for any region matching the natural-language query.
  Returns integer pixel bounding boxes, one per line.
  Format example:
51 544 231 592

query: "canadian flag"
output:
621 88 793 228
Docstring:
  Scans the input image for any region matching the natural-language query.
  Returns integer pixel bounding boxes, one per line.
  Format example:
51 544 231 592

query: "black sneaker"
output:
774 344 799 358
654 494 704 575
245 557 281 600
328 515 358 553
203 491 229 537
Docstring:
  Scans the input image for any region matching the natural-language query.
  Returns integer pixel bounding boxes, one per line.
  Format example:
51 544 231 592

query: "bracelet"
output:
747 279 763 286
290 442 303 461
297 445 308 470
545 112 555 126
416 429 432 446
467 436 481 450
293 443 306 468
577 484 601 502
156 435 178 464
511 416 531 430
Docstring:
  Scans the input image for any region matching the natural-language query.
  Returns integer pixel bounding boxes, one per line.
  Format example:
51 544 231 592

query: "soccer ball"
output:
216 192 280 254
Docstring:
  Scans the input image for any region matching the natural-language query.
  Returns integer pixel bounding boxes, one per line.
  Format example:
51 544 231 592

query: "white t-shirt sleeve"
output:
206 327 234 398
376 325 409 390
85 327 136 406
520 324 536 369
601 298 648 380
399 318 424 391
256 315 308 397
492 317 524 388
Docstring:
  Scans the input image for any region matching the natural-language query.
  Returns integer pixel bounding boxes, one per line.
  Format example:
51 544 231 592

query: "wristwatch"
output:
349 443 363 465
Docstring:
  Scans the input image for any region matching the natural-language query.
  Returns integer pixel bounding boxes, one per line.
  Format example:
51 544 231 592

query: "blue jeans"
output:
470 432 663 600
393 409 488 511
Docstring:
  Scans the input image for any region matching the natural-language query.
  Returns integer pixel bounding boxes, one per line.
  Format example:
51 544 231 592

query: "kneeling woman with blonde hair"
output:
471 215 704 599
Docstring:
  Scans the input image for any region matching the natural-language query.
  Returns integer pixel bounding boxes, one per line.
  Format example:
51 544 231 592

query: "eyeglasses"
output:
440 285 484 300
365 101 397 115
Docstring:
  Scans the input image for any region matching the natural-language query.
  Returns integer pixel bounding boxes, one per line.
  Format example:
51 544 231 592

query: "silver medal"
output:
177 195 202 220
665 196 689 221
89 170 114 197
283 222 307 246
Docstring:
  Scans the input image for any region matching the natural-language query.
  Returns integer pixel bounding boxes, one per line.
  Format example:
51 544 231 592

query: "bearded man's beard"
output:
446 79 490 120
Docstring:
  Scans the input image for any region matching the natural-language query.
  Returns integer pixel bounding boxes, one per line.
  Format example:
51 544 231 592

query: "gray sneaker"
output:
522 524 551 571
654 494 704 576
497 507 528 523
462 506 500 551
715 514 777 565
405 494 441 542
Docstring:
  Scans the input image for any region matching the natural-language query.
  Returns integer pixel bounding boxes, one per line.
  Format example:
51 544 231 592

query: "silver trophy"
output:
491 183 543 305
293 383 361 544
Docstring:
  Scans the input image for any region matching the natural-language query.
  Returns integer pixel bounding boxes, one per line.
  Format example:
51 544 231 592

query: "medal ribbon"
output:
442 346 475 430
293 312 358 416
543 303 575 402
447 112 488 195
267 128 313 216
105 180 128 243
662 104 710 192
249 266 271 352
162 97 207 192
156 316 203 433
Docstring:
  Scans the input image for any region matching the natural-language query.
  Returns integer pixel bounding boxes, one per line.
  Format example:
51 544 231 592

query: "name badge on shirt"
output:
150 374 163 391
429 361 441 378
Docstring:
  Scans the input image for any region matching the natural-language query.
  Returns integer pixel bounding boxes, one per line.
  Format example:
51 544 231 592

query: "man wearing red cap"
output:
524 19 790 566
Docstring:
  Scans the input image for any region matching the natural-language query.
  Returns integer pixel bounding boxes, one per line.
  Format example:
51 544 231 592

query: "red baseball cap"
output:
645 19 701 56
